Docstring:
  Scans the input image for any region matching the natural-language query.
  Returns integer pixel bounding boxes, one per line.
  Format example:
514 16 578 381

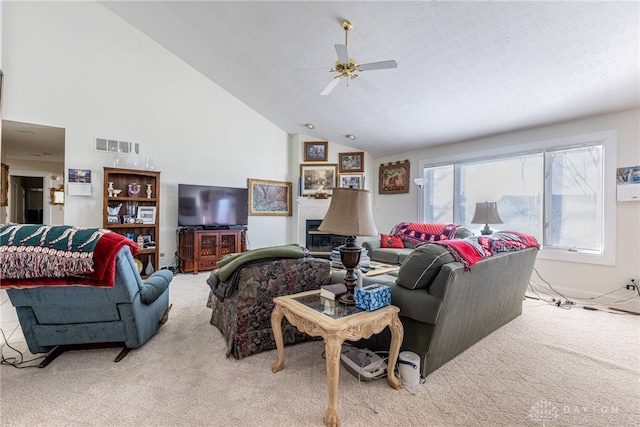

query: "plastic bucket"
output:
398 351 420 386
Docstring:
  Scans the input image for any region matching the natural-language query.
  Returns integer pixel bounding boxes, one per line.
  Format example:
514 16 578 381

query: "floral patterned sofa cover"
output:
206 246 330 359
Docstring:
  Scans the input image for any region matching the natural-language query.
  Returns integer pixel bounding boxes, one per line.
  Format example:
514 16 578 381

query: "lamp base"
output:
481 224 493 235
339 291 356 305
338 236 361 306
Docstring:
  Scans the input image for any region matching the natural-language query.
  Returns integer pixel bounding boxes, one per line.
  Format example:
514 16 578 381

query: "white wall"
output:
374 109 640 295
2 1 292 265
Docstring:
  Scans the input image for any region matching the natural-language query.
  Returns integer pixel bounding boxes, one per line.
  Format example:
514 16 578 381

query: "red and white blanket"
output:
392 222 461 247
0 224 139 288
434 230 539 270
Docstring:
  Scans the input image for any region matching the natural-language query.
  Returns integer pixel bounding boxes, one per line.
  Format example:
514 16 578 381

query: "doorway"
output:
10 176 44 224
1 120 65 225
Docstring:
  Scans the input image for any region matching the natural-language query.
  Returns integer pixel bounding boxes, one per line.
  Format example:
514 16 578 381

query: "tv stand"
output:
203 225 229 230
178 228 247 274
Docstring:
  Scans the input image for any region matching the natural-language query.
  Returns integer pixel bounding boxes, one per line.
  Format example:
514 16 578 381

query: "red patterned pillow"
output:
381 234 404 248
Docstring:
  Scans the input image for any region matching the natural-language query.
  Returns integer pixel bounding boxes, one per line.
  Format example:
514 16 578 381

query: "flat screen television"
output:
178 184 248 228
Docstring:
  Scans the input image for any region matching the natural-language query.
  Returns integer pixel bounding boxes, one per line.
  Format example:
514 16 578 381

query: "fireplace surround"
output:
305 219 344 255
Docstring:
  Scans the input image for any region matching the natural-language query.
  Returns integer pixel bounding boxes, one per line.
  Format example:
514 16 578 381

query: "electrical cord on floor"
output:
527 270 640 314
0 329 45 368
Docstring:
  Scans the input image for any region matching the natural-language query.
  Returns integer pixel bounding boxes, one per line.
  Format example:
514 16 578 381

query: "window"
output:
419 131 616 265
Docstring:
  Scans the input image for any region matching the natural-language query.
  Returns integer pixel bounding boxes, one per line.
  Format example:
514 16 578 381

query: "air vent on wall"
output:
95 138 139 155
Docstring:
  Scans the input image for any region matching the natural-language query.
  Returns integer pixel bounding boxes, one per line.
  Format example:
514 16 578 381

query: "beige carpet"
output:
1 272 638 427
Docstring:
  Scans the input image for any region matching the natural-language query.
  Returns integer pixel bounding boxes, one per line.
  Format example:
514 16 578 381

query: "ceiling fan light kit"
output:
320 19 398 96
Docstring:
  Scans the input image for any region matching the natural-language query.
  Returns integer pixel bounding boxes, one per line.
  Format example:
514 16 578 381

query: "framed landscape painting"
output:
338 173 364 189
304 141 328 162
300 164 337 195
379 160 410 194
248 178 292 216
339 151 364 173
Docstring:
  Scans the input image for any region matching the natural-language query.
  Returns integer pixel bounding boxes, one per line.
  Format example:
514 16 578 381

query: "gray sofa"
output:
340 242 538 377
362 225 472 265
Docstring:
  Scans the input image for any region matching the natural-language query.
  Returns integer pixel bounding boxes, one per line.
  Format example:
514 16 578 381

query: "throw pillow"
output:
380 234 404 248
396 244 455 290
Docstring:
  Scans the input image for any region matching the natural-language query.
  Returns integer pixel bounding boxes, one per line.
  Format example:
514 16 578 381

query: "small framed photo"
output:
339 151 364 173
137 206 157 224
304 141 328 162
122 214 135 224
300 164 337 196
141 234 153 244
338 173 364 189
107 215 120 224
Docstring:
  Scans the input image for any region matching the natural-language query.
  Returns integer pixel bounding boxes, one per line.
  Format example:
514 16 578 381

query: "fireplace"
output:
305 219 345 255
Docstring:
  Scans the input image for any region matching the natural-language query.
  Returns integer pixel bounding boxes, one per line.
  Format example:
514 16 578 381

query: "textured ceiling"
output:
100 1 639 158
4 1 639 162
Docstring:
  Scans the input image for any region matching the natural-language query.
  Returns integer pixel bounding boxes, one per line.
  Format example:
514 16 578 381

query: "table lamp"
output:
471 201 503 235
318 188 378 305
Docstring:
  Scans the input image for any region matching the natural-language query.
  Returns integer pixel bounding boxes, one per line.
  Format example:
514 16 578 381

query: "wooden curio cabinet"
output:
103 167 160 278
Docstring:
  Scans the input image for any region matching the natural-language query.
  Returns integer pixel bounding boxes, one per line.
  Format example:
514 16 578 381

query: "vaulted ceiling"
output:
3 1 639 162
100 1 639 158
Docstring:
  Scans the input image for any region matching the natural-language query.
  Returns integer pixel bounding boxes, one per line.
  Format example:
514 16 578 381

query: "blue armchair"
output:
6 245 172 367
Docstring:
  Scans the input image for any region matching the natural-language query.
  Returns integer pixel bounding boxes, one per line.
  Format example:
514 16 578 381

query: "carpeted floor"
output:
1 272 638 426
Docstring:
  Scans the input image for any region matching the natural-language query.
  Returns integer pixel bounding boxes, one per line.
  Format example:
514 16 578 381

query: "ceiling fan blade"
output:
320 77 342 96
354 76 378 94
335 44 349 64
358 60 398 71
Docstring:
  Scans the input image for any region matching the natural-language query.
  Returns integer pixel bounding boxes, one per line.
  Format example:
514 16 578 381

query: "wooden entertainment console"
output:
178 228 247 274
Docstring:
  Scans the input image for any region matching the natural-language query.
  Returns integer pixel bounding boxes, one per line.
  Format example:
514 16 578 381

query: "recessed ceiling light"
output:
346 134 356 140
305 123 315 129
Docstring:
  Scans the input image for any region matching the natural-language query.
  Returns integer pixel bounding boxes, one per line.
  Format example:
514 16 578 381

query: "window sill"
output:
537 248 614 266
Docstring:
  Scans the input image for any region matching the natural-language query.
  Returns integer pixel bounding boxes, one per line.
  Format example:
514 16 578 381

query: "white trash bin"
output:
398 351 421 386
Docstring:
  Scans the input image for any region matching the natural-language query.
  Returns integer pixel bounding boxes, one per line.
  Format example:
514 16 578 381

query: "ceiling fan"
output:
321 20 398 96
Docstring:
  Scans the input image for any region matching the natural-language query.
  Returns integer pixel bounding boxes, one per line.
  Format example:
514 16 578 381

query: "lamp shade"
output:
470 201 503 225
318 188 378 237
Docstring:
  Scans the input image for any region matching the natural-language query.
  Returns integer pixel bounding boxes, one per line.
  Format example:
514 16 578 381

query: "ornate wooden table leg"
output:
324 335 343 427
386 312 404 390
271 305 286 373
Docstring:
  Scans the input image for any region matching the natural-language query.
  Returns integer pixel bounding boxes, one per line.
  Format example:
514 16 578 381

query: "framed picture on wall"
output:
300 164 337 195
339 151 364 173
338 173 364 189
248 178 292 216
304 141 328 162
379 160 410 194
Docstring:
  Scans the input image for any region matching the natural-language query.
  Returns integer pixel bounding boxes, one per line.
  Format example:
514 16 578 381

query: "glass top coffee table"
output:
271 290 404 427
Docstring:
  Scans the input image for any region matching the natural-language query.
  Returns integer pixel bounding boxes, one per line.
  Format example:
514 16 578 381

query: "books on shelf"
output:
320 283 347 300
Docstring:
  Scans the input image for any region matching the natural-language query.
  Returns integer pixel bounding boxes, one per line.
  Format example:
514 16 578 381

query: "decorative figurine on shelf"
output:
137 235 145 250
145 258 155 275
128 183 141 198
107 182 115 196
146 184 152 198
107 203 122 216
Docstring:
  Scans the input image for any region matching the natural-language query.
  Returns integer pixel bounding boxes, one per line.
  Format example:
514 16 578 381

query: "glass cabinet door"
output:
200 235 219 257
